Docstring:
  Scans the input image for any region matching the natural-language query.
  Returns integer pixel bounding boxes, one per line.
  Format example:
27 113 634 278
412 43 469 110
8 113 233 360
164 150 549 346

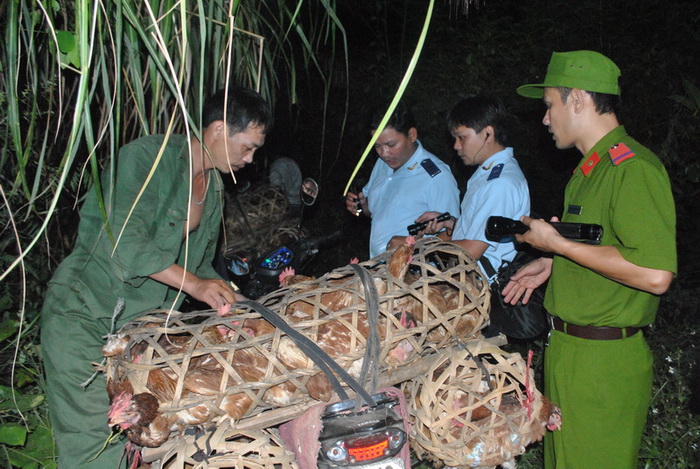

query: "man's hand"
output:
414 211 454 235
150 265 238 309
187 277 237 309
502 257 553 305
217 290 249 316
515 216 567 254
345 190 368 217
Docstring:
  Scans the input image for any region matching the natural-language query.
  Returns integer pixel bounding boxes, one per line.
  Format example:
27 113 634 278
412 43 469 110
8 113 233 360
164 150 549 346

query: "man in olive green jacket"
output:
41 88 272 468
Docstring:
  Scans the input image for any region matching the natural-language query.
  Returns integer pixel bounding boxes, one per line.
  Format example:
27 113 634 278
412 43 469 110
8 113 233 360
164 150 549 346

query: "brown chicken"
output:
279 270 358 321
277 257 361 288
107 380 177 448
423 289 481 343
275 310 418 402
387 235 416 279
278 266 315 287
107 237 423 447
104 324 245 445
182 342 297 416
447 387 562 438
275 237 419 400
279 237 417 319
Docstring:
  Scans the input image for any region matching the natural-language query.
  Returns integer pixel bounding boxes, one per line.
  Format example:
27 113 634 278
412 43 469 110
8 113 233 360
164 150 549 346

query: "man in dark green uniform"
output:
503 51 677 468
40 87 272 468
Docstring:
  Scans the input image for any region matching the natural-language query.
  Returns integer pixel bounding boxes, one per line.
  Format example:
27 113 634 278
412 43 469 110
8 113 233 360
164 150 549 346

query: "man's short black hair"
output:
369 101 416 136
557 87 620 115
447 96 511 147
202 87 273 134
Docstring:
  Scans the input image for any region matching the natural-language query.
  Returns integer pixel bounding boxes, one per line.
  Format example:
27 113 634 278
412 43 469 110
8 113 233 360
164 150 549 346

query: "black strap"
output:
350 264 381 407
240 300 375 407
480 255 498 280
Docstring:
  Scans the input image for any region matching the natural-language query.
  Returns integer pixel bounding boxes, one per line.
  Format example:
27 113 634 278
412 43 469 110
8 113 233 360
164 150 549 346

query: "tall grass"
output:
0 1 346 465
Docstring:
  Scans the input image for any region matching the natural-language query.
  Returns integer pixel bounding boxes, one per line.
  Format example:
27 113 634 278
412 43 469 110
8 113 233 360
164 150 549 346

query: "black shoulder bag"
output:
480 250 548 340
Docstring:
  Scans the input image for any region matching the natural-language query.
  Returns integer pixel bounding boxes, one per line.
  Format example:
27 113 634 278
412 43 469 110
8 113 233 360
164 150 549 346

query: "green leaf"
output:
66 47 81 69
0 386 45 412
0 320 20 342
55 30 81 68
0 424 28 446
6 423 56 468
55 30 75 54
14 369 35 388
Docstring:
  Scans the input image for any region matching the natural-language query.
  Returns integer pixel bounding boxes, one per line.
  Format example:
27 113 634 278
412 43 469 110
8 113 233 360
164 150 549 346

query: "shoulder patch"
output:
609 143 635 166
420 158 441 178
487 163 504 181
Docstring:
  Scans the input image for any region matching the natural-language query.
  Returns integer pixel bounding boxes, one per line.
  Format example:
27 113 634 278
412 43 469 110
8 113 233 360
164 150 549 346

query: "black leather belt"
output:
549 315 640 340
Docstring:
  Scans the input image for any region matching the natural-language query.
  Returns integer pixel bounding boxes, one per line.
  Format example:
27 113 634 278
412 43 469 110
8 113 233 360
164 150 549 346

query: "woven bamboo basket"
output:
156 427 298 469
402 340 559 468
224 184 289 233
103 238 492 465
222 184 299 256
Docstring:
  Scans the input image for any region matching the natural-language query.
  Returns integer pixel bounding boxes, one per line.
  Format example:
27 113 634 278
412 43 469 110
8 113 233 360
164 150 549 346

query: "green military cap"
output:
517 50 621 98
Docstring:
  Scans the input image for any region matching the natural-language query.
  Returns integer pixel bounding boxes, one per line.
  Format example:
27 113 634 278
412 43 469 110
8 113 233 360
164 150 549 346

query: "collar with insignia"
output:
580 152 601 177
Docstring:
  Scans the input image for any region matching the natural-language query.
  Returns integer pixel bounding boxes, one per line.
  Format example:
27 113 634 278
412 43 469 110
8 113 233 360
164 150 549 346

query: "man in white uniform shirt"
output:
345 103 459 258
417 96 530 281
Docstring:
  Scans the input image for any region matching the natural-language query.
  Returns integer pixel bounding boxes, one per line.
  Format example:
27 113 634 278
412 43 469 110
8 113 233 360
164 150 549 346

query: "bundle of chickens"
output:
403 340 562 468
223 184 308 257
103 237 491 451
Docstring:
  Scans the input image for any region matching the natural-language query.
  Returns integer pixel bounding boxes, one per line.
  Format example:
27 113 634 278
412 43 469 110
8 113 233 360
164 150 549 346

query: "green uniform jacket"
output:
544 125 677 327
41 134 223 468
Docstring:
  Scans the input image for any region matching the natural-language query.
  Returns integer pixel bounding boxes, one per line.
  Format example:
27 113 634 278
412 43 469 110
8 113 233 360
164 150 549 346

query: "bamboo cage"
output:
402 341 561 468
222 184 307 257
156 427 298 469
103 238 492 466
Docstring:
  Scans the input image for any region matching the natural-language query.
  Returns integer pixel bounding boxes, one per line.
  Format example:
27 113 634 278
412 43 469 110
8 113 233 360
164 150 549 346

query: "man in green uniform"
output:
40 87 272 468
503 51 677 468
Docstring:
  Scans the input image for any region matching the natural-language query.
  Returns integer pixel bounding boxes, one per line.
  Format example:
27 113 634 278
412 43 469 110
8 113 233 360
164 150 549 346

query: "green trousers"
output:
41 285 128 469
544 330 652 469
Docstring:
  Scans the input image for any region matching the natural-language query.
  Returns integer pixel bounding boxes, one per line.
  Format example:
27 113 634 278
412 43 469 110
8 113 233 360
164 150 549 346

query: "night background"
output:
259 0 699 275
1 0 698 466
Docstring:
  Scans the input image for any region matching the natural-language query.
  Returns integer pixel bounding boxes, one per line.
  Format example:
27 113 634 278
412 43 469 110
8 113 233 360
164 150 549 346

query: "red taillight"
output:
347 438 389 462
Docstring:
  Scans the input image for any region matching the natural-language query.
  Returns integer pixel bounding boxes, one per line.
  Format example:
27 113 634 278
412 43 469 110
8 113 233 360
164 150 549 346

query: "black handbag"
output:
480 250 549 339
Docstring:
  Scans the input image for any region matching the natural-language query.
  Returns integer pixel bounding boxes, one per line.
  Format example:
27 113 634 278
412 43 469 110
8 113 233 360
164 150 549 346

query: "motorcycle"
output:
223 178 340 299
223 179 410 468
316 391 408 469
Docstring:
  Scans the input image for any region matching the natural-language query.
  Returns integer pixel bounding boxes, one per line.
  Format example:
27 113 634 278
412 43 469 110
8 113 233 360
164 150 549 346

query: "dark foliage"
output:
296 0 700 272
